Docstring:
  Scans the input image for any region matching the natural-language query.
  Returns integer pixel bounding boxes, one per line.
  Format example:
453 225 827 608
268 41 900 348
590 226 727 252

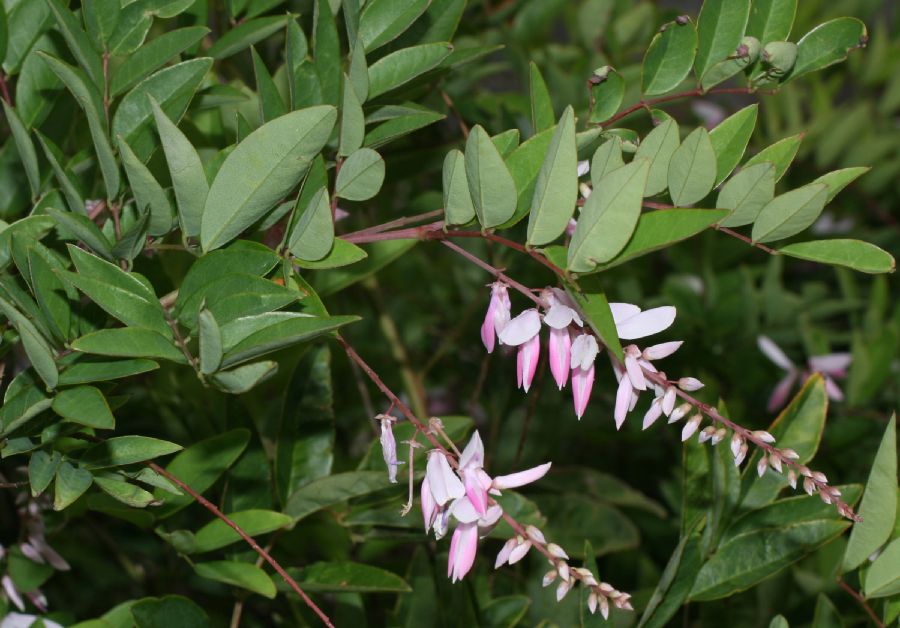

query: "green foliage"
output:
0 0 895 625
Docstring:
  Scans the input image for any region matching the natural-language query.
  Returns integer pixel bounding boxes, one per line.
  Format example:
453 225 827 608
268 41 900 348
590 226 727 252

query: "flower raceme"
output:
420 431 551 582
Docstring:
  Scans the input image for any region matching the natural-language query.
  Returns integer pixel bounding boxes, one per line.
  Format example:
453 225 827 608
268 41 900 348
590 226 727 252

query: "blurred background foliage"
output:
0 0 897 626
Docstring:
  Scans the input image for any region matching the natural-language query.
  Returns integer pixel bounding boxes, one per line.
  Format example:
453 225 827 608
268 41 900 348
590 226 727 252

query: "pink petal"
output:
616 306 676 339
642 341 683 361
478 504 504 532
481 301 497 353
570 334 599 370
642 399 663 430
572 365 594 419
662 386 676 415
519 334 541 393
459 431 485 469
767 371 798 413
492 461 552 490
808 353 851 376
624 355 646 391
823 376 844 401
516 347 523 389
499 309 541 346
757 336 794 370
549 327 571 390
495 539 516 568
421 477 437 531
450 523 479 582
507 540 532 564
464 471 488 516
614 376 632 430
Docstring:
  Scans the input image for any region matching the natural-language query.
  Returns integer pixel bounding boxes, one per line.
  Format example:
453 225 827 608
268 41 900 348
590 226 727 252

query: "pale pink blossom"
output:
570 333 599 371
758 336 850 410
378 415 401 483
548 327 572 390
516 334 541 392
481 283 511 353
542 289 583 330
500 309 542 392
572 365 594 419
609 303 676 339
1 614 63 628
448 522 479 582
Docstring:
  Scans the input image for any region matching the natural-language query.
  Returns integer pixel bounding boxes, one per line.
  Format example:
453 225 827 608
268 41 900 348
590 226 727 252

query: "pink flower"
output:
481 283 511 353
548 327 572 389
758 336 850 410
572 364 595 419
448 522 479 582
378 415 401 484
501 309 542 392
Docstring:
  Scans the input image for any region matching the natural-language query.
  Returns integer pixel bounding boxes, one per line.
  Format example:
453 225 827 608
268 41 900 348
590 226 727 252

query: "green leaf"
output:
27 248 73 344
201 106 336 251
694 0 750 79
786 18 867 83
465 125 517 229
668 127 716 206
180 274 297 330
0 4 7 63
286 17 310 108
0 296 58 390
198 309 222 375
54 460 92 510
358 0 429 52
634 118 680 197
58 358 158 385
81 436 183 469
865 538 900 598
117 136 175 236
442 149 475 226
174 243 280 319
207 15 287 59
293 238 367 269
29 450 61 496
528 61 554 133
744 133 802 182
594 208 729 271
221 315 358 368
94 476 155 508
290 561 411 593
113 58 212 162
811 167 869 203
336 148 385 201
107 0 153 55
110 26 209 97
211 360 278 394
364 106 445 149
638 526 703 628
367 42 452 99
151 101 208 238
566 287 624 361
131 595 210 628
35 133 85 215
642 18 698 96
716 162 775 228
752 183 828 243
194 561 276 598
47 209 113 260
313 239 416 296
285 471 396 521
741 375 828 509
63 246 169 337
339 73 365 156
709 104 758 186
72 328 186 363
526 106 577 246
590 138 625 185
568 159 650 273
588 66 624 124
499 125 555 228
691 491 855 600
38 53 119 199
193 510 291 553
250 46 286 123
843 415 897 571
534 493 639 555
746 0 796 43
700 36 759 91
348 35 368 102
312 0 340 106
289 187 334 262
779 240 895 274
1 101 40 199
44 0 103 86
52 385 114 429
154 429 250 518
83 0 119 49
0 384 52 435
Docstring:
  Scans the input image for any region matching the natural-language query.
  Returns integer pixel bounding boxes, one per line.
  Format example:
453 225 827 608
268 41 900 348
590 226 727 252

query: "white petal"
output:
570 334 599 370
808 353 851 375
642 399 663 430
492 462 552 490
624 355 646 391
459 430 485 469
449 496 481 524
642 341 683 361
614 376 632 429
498 309 541 346
608 302 641 324
577 160 590 177
508 540 532 565
426 452 465 506
616 306 677 339
544 302 578 329
757 335 794 370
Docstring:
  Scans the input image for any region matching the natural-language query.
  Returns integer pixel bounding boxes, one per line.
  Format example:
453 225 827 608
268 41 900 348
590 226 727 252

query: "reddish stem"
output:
597 87 756 127
148 463 335 628
0 73 11 104
441 240 545 306
836 576 885 627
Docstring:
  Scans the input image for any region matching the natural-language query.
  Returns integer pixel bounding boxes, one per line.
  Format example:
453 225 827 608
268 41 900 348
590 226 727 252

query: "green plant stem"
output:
147 462 335 628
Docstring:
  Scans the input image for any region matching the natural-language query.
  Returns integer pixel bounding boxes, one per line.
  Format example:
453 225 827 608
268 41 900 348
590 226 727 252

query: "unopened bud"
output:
678 377 704 391
681 414 702 441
